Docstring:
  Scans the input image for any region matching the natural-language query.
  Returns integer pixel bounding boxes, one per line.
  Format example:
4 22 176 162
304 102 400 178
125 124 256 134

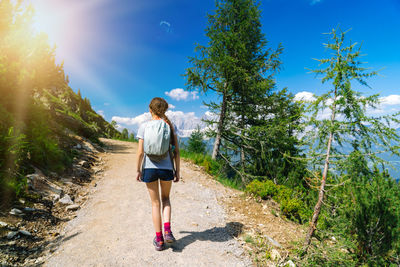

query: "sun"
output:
30 0 91 61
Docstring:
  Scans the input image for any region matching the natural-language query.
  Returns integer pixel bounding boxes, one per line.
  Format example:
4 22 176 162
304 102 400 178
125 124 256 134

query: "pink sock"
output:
156 231 163 242
164 222 171 233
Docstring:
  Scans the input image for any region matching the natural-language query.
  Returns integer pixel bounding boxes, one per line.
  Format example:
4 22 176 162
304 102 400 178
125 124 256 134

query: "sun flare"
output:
30 0 92 61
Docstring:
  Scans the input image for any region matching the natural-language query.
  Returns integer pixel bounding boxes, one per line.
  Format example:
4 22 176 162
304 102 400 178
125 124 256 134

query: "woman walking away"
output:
136 97 180 251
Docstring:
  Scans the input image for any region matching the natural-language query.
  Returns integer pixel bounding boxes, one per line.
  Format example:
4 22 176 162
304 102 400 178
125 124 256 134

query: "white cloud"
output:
294 91 316 102
165 88 199 101
97 110 105 118
104 102 110 106
380 95 400 106
295 91 400 118
112 112 151 126
112 110 211 137
168 104 176 109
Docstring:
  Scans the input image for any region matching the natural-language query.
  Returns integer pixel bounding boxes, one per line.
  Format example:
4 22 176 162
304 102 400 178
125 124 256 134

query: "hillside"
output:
0 1 120 210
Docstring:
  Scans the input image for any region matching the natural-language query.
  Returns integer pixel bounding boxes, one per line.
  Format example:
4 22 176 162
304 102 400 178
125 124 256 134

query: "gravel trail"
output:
44 139 251 267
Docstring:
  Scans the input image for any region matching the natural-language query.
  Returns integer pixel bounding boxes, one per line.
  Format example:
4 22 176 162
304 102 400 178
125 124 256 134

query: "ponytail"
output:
161 114 175 146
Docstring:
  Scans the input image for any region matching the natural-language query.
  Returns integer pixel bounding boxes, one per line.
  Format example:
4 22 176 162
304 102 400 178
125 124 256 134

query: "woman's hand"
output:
136 171 142 182
174 171 180 183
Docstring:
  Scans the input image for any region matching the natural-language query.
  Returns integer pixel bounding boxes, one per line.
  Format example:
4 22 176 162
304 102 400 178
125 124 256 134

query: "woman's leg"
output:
146 180 162 233
160 180 172 223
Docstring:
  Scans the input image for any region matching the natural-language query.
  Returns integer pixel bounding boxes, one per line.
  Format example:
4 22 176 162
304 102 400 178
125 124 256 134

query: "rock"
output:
59 194 74 205
66 204 80 211
285 260 296 267
75 144 82 149
8 240 16 245
10 208 24 216
270 249 281 261
23 207 36 212
79 160 91 169
52 193 60 203
92 167 102 174
18 230 32 236
81 141 95 152
0 221 8 227
26 173 63 196
18 199 25 204
7 231 18 239
264 234 282 248
72 165 91 179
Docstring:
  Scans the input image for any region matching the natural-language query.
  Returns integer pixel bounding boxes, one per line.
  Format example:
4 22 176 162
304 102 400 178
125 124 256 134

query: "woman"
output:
136 97 180 251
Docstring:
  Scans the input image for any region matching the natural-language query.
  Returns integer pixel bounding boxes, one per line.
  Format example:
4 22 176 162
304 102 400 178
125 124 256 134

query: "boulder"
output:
26 173 63 197
72 165 91 179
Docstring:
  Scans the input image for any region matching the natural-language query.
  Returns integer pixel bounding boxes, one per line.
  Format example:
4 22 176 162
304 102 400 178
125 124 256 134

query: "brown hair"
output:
149 97 175 145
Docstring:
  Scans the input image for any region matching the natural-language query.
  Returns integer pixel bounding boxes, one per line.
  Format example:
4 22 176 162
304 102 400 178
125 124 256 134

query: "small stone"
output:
285 260 296 267
52 194 60 203
18 230 32 236
76 144 82 149
205 205 209 209
10 208 24 216
18 199 25 204
79 160 91 169
270 249 281 261
7 231 18 239
23 207 36 212
8 240 16 245
59 194 74 205
66 204 80 211
264 234 282 248
0 221 8 227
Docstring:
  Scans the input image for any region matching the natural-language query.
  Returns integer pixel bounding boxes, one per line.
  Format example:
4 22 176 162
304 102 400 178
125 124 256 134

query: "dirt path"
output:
43 139 252 267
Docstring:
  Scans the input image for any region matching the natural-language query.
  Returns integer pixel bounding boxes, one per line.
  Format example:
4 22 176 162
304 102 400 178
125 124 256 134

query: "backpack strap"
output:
169 146 176 176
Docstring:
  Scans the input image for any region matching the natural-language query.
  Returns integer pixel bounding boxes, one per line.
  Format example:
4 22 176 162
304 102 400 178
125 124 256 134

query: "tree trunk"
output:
212 88 228 160
304 92 337 250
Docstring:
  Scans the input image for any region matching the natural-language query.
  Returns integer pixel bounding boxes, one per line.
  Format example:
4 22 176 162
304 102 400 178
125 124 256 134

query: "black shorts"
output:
141 168 174 183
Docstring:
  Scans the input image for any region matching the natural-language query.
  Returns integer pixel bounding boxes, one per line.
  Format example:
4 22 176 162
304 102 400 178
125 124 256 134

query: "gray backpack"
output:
143 120 171 162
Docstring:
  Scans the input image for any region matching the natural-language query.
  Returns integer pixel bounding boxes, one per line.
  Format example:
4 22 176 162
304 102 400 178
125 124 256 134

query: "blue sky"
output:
32 0 400 133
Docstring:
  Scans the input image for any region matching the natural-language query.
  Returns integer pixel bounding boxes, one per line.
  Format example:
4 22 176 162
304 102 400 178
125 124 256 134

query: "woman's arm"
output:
173 134 180 182
136 139 144 181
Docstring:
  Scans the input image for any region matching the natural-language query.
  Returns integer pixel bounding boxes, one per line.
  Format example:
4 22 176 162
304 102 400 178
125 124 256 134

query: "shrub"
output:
246 179 311 223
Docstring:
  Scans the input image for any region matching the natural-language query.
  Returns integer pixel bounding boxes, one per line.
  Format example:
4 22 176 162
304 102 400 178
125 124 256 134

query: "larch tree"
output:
302 27 400 250
184 0 282 162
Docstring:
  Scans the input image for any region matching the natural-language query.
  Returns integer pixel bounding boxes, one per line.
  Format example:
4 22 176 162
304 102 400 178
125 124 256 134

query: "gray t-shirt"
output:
137 120 178 170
